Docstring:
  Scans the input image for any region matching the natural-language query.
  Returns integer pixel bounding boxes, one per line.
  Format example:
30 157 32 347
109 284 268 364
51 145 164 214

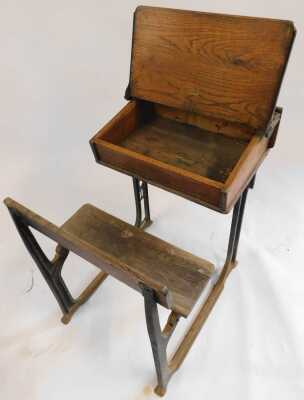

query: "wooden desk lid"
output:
128 6 295 135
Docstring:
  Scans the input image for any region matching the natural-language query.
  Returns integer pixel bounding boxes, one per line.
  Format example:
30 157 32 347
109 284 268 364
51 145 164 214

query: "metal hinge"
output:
124 83 132 100
265 109 282 139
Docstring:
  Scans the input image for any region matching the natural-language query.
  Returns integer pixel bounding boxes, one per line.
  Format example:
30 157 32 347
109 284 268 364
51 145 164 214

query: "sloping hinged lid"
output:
128 6 295 135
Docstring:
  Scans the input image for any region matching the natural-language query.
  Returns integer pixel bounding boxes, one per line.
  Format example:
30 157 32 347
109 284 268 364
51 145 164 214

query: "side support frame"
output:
133 177 152 229
142 176 255 396
6 204 107 324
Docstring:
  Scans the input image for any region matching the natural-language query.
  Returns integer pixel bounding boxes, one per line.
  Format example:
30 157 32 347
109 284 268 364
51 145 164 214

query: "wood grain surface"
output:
91 100 269 213
61 203 214 316
120 115 247 183
129 6 295 133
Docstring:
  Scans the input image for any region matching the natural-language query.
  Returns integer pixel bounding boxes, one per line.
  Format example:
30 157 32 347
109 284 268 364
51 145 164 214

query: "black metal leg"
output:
11 214 75 314
133 177 152 229
8 210 107 324
141 284 181 396
231 189 248 263
142 286 171 396
225 175 255 266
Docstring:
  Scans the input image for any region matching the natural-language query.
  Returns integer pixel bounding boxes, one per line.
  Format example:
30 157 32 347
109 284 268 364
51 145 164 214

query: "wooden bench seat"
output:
60 204 214 317
4 198 214 318
5 196 215 395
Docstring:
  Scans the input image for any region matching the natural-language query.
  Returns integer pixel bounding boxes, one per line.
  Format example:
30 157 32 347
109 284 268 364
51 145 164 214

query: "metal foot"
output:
133 177 152 229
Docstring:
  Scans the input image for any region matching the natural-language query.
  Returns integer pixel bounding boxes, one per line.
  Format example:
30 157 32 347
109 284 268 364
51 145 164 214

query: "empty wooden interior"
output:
91 100 270 212
98 101 251 183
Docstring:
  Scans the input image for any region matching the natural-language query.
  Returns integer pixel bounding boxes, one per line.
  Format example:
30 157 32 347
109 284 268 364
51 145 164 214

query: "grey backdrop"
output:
1 1 303 399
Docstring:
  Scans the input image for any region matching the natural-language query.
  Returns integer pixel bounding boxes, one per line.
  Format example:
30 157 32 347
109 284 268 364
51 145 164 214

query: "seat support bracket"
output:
133 177 152 229
6 207 108 325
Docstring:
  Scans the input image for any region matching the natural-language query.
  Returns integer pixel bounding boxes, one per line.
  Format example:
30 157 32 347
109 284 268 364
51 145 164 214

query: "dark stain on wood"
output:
61 203 214 317
120 116 247 183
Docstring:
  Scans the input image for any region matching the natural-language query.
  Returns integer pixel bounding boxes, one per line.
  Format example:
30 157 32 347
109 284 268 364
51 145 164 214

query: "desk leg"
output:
142 285 180 397
228 174 255 265
133 177 152 229
141 177 255 396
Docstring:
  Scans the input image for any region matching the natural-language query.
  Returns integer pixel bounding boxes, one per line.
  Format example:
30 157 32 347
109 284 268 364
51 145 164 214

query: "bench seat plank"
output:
61 204 214 317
